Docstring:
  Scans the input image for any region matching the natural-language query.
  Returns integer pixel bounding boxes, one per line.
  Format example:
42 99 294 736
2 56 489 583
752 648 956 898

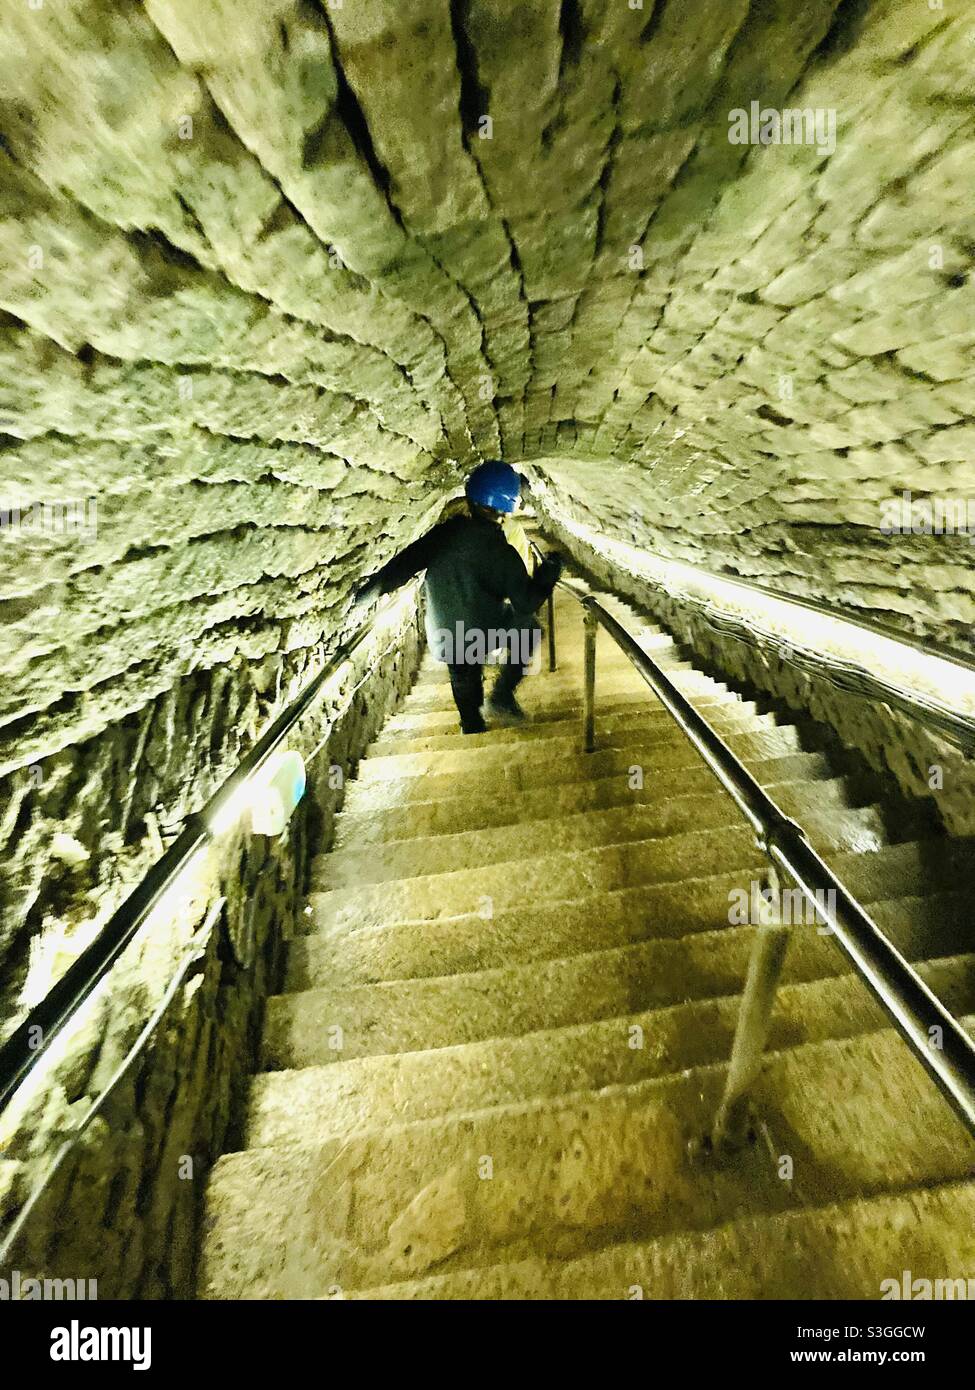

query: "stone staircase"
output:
198 584 975 1300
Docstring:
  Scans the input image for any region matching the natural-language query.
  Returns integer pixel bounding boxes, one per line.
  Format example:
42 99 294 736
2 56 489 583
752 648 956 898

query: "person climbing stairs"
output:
197 577 975 1300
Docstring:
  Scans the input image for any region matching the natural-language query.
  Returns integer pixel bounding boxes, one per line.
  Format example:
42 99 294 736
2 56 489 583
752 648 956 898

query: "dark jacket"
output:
373 513 561 662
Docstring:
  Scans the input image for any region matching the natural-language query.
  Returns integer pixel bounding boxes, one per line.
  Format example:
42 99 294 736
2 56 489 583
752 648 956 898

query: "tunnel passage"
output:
0 0 974 1298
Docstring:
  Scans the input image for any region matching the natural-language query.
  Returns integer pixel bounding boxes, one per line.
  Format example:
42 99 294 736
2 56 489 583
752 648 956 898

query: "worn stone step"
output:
415 616 675 663
306 826 761 938
341 738 826 816
420 601 666 646
380 690 752 742
367 705 777 759
537 644 680 674
415 644 683 674
295 868 794 969
305 832 974 942
198 559 975 1302
409 660 692 694
350 724 806 792
347 1181 975 1300
200 1018 975 1297
400 669 730 715
393 688 737 729
267 878 966 1069
412 643 686 680
314 796 886 892
411 648 717 682
289 876 969 990
252 951 975 1145
334 757 843 848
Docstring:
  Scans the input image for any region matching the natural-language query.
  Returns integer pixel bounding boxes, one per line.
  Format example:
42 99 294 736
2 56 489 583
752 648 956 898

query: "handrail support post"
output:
711 862 791 1151
583 605 598 752
547 591 557 672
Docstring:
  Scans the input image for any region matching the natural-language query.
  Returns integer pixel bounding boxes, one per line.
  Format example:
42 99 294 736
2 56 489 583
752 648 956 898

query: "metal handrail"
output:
690 605 975 757
0 897 225 1266
0 582 420 1116
531 528 975 756
544 568 975 1144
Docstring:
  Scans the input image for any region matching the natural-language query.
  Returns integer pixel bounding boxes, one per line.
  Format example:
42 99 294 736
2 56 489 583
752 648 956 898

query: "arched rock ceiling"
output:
1 0 974 770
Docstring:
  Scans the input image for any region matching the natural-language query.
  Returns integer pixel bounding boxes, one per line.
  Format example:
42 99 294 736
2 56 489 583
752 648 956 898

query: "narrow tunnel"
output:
1 0 975 1320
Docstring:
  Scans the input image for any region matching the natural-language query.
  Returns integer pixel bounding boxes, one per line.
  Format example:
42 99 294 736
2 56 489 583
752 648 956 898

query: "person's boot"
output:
447 662 486 734
485 679 529 726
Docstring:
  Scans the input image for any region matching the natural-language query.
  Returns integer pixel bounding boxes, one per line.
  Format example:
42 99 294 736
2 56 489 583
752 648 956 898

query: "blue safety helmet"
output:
465 460 522 515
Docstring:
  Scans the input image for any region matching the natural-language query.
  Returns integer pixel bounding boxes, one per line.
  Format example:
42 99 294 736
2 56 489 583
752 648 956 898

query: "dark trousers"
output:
446 618 541 733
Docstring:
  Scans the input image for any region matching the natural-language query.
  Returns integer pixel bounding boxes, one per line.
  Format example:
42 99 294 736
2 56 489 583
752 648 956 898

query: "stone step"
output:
397 678 728 722
367 705 777 759
265 875 965 1068
348 724 806 794
393 691 738 730
347 1181 975 1300
403 664 728 706
380 690 753 742
304 831 973 942
306 827 754 937
334 757 843 848
341 740 828 817
314 796 886 892
251 951 975 1145
415 641 683 671
418 611 672 655
288 878 969 990
409 659 691 693
198 565 975 1303
420 601 665 646
412 643 686 681
534 644 679 673
305 804 940 938
199 1018 975 1297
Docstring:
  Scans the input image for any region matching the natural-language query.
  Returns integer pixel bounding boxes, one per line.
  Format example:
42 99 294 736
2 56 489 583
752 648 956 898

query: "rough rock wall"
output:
1 6 972 962
0 0 459 999
512 0 975 656
2 2 972 775
0 604 422 1298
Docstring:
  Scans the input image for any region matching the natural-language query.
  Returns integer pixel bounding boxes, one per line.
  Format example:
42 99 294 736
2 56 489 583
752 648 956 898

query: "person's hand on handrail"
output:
537 551 564 584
